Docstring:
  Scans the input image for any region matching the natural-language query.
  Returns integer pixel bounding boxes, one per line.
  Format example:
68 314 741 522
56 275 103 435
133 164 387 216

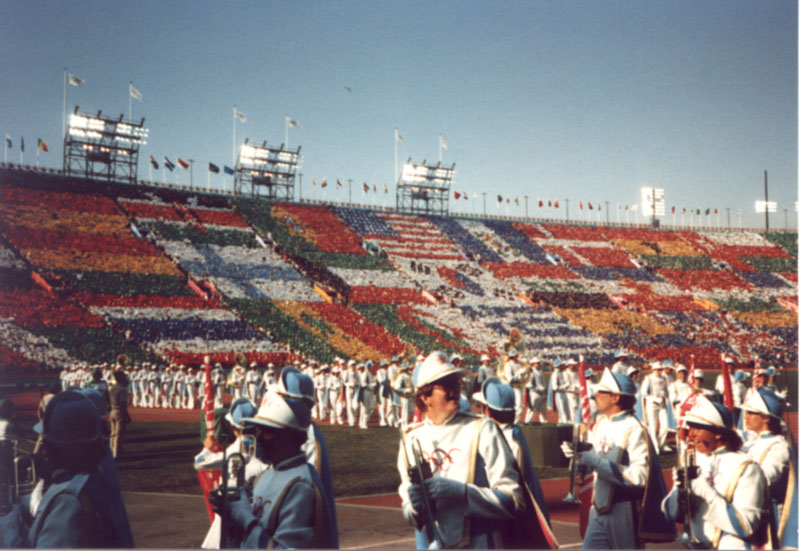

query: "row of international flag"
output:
4 135 49 153
148 155 233 175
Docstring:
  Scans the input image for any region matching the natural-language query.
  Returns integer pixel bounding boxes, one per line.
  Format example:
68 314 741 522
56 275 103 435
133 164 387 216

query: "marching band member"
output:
145 364 159 408
639 362 670 453
611 349 631 375
328 365 345 425
561 368 675 549
244 362 261 404
472 377 556 547
228 359 246 401
662 395 767 549
274 367 338 547
357 362 376 429
212 364 225 409
213 394 338 549
194 397 268 548
547 359 571 423
524 357 547 424
313 364 329 421
501 349 526 425
172 365 187 409
185 367 198 409
160 366 174 409
741 387 795 547
376 360 393 427
343 360 359 427
472 354 494 395
392 362 414 429
564 359 580 422
398 352 523 549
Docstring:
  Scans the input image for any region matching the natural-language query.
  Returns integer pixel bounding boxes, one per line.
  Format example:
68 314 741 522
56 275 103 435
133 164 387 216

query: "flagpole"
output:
394 129 397 185
189 159 194 189
285 117 289 148
129 82 133 122
63 68 67 144
439 134 442 163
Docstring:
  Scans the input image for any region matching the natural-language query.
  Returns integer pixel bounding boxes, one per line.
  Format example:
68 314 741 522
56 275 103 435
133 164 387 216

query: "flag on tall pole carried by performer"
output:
577 355 594 538
719 354 734 412
197 356 221 523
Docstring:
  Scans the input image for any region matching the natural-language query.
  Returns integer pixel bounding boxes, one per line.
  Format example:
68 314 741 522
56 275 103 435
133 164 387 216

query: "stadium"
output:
0 150 797 546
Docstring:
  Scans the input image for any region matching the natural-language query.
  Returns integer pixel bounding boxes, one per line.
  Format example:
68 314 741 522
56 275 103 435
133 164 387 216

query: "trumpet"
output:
675 444 697 546
563 422 582 504
214 452 247 549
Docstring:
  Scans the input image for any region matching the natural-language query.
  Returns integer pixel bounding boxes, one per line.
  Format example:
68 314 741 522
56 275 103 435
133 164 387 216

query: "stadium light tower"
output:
640 186 665 228
396 160 455 216
234 139 301 201
63 108 148 184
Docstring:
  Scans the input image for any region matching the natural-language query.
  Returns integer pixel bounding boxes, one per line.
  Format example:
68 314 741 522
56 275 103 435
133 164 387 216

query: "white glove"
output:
690 475 717 502
561 441 575 459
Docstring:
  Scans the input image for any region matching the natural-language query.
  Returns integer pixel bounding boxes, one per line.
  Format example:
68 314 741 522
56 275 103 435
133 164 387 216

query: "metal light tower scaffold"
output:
396 160 455 216
63 108 148 184
234 139 301 201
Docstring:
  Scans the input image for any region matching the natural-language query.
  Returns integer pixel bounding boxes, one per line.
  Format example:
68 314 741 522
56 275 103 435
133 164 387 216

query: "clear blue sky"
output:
1 0 797 229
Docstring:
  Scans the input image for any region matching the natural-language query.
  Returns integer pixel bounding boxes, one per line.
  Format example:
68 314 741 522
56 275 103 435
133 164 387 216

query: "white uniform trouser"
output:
582 503 639 549
359 391 374 428
398 398 411 428
512 387 524 425
246 383 259 403
525 391 546 423
378 395 394 426
566 392 579 421
645 400 668 451
315 390 327 420
556 392 572 423
334 393 346 424
345 387 357 426
146 385 157 408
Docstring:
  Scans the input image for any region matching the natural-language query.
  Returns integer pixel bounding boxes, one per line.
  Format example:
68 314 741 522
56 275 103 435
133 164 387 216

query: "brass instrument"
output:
675 444 697 546
116 354 130 367
562 422 582 503
401 434 444 548
214 451 247 549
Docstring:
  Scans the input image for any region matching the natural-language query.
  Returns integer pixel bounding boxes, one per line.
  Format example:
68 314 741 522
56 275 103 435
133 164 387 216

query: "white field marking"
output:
335 502 400 511
558 541 583 548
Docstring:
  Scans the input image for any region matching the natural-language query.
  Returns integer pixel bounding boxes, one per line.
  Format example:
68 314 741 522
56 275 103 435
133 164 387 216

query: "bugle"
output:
215 451 246 549
675 444 697 546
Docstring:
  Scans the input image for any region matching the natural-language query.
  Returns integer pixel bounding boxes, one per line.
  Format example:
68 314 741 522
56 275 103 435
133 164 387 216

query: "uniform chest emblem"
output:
597 436 614 455
252 495 272 519
423 448 462 474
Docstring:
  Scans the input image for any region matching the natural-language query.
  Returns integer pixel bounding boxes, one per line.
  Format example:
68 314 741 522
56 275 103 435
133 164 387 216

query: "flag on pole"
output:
163 157 175 171
321 179 327 188
312 178 317 186
555 200 559 208
395 129 403 142
538 200 543 208
454 191 461 199
439 135 447 150
580 201 583 210
130 83 142 101
177 158 189 169
497 195 503 202
149 155 159 170
67 73 84 87
373 184 377 192
363 182 369 192
384 184 388 194
576 355 595 538
287 118 299 127
514 197 519 206
336 179 342 187
208 162 220 173
37 139 48 153
234 108 246 123
224 165 234 175
197 357 222 522
20 138 24 152
5 134 11 149
719 354 734 412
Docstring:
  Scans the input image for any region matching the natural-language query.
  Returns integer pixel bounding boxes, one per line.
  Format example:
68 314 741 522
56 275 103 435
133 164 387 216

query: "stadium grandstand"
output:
0 163 796 388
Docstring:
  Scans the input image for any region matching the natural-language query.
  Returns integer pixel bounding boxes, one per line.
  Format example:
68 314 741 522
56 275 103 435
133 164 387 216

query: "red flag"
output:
454 191 461 199
753 356 761 389
548 200 552 208
37 139 48 152
538 200 543 208
577 355 594 537
336 179 342 187
579 201 583 210
203 358 217 443
678 354 698 442
720 354 734 411
671 206 675 214
554 200 559 209
363 182 369 192
373 184 377 192
178 158 189 169
588 202 593 210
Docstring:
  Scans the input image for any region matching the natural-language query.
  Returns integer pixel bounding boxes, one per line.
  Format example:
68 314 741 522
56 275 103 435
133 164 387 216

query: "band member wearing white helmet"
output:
212 394 337 548
562 368 675 549
398 351 523 548
663 395 767 549
639 361 670 453
343 359 359 427
741 387 795 547
524 357 547 424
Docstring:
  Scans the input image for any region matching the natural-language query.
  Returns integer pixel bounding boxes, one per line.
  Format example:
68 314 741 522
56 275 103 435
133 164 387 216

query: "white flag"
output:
68 73 84 87
130 83 142 101
439 135 448 150
395 129 403 143
234 108 246 123
287 117 299 127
